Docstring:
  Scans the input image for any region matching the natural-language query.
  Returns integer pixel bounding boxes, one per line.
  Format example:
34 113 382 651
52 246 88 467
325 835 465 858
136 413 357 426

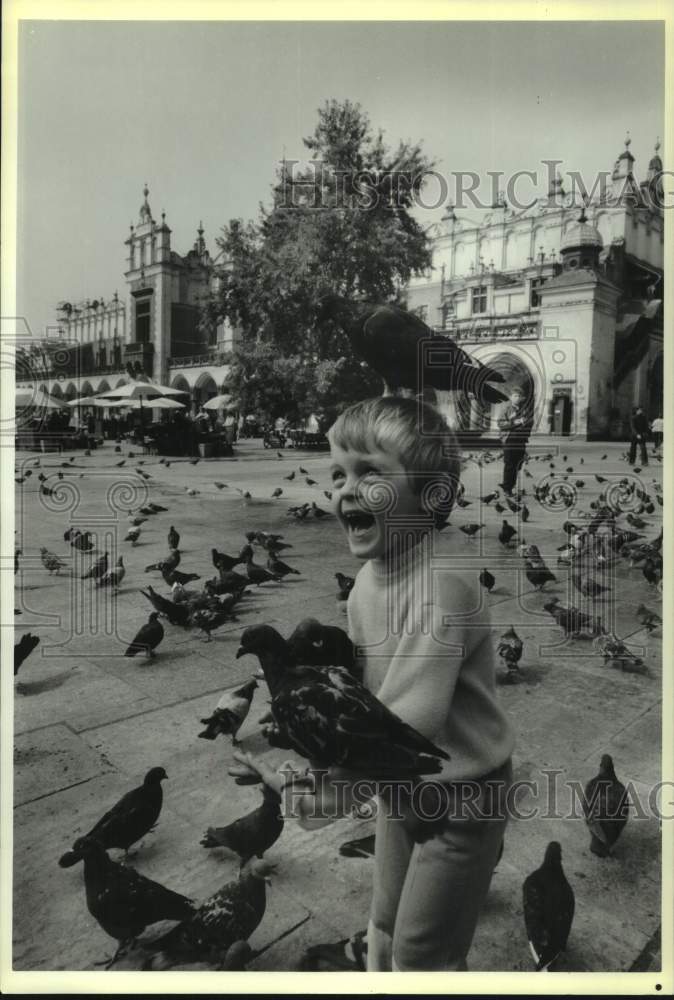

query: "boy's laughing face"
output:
329 441 421 561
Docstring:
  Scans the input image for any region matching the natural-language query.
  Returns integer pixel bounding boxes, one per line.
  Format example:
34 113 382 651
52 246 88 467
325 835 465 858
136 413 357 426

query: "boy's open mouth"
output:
341 509 376 536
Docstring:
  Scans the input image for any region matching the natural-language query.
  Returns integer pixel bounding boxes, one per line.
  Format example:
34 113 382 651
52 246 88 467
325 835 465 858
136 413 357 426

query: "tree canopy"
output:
205 99 436 418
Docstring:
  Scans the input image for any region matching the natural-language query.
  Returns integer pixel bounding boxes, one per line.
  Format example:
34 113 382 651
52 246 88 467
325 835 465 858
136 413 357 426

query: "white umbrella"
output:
149 397 186 410
96 379 190 421
15 387 69 410
101 397 185 410
66 396 100 407
203 393 238 411
97 380 188 401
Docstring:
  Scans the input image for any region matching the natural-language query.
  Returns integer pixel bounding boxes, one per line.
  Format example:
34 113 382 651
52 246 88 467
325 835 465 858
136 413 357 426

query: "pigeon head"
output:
144 766 168 785
57 848 82 868
64 835 108 865
148 612 161 623
599 754 616 777
235 626 291 690
243 858 277 884
290 618 323 644
543 841 563 867
236 625 286 660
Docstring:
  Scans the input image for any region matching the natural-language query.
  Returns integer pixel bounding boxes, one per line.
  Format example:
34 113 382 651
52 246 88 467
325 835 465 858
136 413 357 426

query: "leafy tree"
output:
204 99 436 414
225 340 381 423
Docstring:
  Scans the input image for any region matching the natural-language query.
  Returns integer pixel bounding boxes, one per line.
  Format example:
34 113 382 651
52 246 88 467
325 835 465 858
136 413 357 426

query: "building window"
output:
530 277 547 308
471 285 487 314
135 297 151 344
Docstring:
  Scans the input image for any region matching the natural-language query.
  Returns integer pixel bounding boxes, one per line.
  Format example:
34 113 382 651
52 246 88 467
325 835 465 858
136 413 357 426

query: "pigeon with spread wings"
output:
318 294 508 404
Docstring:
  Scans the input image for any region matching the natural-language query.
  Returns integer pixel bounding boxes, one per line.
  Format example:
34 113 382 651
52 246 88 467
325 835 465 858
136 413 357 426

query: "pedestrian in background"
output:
497 386 533 495
628 406 649 466
650 414 663 452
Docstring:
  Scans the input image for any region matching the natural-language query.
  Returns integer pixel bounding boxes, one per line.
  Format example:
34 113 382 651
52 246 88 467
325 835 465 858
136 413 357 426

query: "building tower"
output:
539 207 620 438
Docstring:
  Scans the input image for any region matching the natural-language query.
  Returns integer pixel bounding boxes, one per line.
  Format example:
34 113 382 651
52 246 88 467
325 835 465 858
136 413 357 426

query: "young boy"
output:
231 395 515 971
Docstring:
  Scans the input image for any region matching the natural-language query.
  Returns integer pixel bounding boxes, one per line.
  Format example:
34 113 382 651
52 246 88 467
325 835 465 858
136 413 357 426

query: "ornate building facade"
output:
405 137 664 438
20 187 237 408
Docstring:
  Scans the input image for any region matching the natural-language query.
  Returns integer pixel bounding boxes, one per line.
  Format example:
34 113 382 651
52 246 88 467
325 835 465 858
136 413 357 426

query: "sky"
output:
15 18 665 338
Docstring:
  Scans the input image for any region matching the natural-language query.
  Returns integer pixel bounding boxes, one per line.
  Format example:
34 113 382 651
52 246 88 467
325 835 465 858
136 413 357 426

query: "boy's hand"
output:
228 749 281 789
228 749 310 793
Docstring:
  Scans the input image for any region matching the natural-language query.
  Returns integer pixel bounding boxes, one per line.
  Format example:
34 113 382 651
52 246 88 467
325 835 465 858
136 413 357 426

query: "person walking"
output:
628 406 649 466
497 387 533 495
650 414 663 452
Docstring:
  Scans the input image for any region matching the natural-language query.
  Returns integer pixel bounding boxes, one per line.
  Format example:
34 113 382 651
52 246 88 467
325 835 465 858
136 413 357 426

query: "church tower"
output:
124 185 174 382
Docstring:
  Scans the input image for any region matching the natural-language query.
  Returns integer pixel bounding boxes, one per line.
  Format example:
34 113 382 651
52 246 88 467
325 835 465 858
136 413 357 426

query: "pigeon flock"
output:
13 429 663 973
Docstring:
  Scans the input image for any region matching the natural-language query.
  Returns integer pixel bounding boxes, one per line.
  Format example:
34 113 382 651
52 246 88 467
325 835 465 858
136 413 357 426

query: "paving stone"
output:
13 724 115 806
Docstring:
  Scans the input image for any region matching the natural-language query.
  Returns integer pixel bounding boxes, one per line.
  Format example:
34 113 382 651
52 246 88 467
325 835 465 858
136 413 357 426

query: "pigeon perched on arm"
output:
201 785 283 866
58 767 168 863
522 841 575 970
236 625 449 777
582 754 629 857
199 679 258 742
287 618 359 677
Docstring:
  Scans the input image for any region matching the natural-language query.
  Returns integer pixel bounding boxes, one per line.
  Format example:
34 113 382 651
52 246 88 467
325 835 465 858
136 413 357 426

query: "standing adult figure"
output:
628 406 649 467
497 386 533 495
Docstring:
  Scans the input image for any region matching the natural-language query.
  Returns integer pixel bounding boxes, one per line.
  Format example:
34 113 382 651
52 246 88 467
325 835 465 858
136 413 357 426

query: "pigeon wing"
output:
273 666 448 774
522 872 552 969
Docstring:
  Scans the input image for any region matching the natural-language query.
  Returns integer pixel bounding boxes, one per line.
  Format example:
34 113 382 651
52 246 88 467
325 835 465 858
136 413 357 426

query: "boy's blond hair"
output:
328 396 461 526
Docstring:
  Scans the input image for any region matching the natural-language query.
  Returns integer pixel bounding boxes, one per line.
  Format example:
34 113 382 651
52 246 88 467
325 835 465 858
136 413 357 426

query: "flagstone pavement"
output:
9 435 665 979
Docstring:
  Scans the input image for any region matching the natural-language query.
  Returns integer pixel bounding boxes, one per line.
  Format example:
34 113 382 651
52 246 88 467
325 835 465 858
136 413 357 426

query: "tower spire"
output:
139 183 152 224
